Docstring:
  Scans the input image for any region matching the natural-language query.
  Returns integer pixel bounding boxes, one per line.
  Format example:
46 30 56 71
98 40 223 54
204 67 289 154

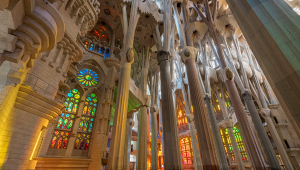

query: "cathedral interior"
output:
1 0 300 170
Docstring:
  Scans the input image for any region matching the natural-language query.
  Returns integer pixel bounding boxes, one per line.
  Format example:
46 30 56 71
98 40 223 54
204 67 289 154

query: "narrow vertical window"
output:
74 93 98 151
50 89 81 149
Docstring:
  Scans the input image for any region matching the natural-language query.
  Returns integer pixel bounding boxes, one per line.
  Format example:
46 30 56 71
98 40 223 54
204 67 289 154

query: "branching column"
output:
107 0 140 169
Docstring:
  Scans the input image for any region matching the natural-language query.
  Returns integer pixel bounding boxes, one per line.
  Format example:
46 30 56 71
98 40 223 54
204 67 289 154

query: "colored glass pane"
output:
57 118 63 128
84 122 88 131
74 139 79 149
180 137 193 165
88 106 92 115
68 102 73 112
62 119 68 129
62 138 68 149
56 137 63 148
77 69 98 87
68 120 73 129
88 123 93 132
50 137 57 148
92 108 96 116
83 106 87 115
80 139 85 150
79 121 84 131
72 104 78 113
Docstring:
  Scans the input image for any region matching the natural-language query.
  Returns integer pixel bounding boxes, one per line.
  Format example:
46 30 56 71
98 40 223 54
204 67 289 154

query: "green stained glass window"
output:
77 69 99 87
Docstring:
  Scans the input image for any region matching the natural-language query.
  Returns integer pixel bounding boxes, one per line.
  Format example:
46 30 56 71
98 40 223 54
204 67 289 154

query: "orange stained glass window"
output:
177 97 188 126
180 137 193 165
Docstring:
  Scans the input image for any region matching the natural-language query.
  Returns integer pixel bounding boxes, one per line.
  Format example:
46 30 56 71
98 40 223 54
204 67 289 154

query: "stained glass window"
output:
77 69 99 87
220 126 248 163
51 89 81 149
177 99 188 126
50 131 70 149
84 41 88 47
233 126 248 161
180 137 193 165
74 133 91 150
89 44 94 50
74 93 98 151
64 89 81 113
78 117 94 132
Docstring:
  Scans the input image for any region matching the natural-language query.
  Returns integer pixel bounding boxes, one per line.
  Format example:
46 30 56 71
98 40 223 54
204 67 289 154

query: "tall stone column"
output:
180 2 219 168
137 105 148 170
241 90 282 168
107 0 140 169
179 47 218 169
150 107 158 170
261 109 294 170
157 51 182 170
137 46 150 170
204 94 229 170
127 118 133 170
174 57 202 170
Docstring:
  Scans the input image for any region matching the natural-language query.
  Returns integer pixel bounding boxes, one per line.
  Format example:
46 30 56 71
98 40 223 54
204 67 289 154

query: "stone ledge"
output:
14 85 64 120
34 157 92 170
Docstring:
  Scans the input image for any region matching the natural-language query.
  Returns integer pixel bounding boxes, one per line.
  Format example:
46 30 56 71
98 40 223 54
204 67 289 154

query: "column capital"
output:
150 105 158 114
157 50 170 64
186 114 194 123
242 90 252 101
223 119 234 128
204 94 212 104
260 108 271 117
178 46 198 63
126 48 134 63
219 67 234 82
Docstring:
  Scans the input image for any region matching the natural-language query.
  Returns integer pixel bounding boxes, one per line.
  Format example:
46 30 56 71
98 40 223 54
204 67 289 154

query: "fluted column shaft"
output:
107 62 132 170
107 0 139 168
137 106 148 170
150 110 158 170
204 95 229 170
242 90 281 169
185 58 219 169
157 51 182 170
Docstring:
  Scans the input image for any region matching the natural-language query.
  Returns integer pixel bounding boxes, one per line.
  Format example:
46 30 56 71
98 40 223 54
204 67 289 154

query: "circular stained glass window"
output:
77 69 99 87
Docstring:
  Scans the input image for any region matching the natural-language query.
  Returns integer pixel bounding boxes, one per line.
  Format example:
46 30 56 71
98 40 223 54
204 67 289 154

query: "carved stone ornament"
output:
242 90 252 101
204 94 212 104
178 46 198 63
225 68 234 80
150 105 158 114
260 108 272 117
220 67 234 81
157 51 170 64
126 48 134 62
